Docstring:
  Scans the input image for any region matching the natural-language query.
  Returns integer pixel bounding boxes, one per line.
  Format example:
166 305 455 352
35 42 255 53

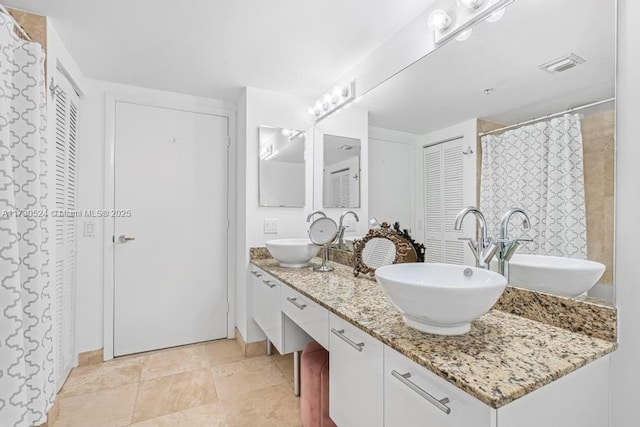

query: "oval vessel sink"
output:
508 254 605 297
375 263 507 335
266 238 321 268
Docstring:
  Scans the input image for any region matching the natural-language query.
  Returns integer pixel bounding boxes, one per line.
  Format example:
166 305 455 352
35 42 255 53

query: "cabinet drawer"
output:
384 346 494 427
281 285 329 349
250 268 282 351
329 313 383 427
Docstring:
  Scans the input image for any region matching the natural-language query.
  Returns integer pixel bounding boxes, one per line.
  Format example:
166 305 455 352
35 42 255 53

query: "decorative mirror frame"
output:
392 222 426 263
353 223 414 277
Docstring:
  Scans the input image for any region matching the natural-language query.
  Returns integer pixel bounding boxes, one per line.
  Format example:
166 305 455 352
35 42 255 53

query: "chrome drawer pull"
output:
251 271 263 278
262 279 276 288
287 297 307 310
331 328 364 352
391 370 451 415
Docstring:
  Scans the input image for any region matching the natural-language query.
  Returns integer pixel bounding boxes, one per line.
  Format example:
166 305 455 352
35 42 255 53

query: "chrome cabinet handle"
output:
287 297 307 310
118 235 135 243
331 328 364 352
391 370 451 415
251 270 263 278
262 279 276 289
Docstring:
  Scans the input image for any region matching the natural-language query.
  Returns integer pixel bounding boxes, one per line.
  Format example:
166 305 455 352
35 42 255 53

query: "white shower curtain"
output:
0 13 54 427
480 114 587 258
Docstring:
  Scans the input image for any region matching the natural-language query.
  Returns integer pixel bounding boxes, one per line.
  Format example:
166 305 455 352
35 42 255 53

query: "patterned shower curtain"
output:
0 13 54 427
480 114 587 258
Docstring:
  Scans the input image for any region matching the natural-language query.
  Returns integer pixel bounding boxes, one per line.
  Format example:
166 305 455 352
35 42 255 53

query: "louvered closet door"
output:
53 71 79 390
423 139 468 265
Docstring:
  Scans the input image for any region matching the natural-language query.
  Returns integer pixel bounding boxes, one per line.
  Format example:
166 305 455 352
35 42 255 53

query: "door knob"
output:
118 235 136 243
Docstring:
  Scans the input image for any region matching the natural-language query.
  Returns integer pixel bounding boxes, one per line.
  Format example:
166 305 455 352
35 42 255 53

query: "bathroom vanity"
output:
249 257 616 427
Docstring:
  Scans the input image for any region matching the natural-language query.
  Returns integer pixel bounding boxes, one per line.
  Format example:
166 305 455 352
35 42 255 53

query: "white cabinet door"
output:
250 268 282 351
329 313 383 427
384 346 495 427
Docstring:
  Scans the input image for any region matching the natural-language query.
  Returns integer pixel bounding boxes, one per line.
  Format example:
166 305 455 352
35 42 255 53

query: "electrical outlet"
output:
83 221 94 238
264 219 278 234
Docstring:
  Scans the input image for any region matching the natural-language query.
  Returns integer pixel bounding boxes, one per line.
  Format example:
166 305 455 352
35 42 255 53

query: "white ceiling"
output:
360 0 616 134
4 0 436 101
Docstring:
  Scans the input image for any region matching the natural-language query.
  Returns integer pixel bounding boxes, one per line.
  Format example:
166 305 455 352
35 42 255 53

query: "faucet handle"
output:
457 237 478 252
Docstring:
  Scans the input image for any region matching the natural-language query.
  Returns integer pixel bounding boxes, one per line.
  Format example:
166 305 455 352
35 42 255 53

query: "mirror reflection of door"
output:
323 134 361 208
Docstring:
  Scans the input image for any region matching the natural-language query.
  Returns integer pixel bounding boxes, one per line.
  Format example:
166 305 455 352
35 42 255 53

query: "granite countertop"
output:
250 258 617 409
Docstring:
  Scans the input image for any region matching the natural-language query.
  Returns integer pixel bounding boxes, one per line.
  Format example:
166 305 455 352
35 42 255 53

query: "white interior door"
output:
113 102 228 356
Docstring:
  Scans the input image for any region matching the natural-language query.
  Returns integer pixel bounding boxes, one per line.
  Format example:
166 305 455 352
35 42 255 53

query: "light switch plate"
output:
83 221 94 238
264 219 278 234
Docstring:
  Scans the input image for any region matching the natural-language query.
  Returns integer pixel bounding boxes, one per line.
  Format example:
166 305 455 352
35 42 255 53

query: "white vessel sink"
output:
375 263 507 335
508 254 605 297
266 238 321 268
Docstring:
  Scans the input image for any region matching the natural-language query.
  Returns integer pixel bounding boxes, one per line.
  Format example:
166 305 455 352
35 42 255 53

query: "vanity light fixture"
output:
429 0 514 47
309 79 357 123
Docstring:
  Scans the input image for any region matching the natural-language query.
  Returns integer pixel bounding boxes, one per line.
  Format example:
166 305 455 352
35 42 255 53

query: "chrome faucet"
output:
337 210 359 250
306 210 326 222
454 207 499 269
497 208 532 275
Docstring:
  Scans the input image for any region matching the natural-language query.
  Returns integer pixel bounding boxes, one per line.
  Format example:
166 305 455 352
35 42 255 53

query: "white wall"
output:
313 107 369 237
610 0 640 425
76 79 233 353
235 87 315 343
369 126 419 231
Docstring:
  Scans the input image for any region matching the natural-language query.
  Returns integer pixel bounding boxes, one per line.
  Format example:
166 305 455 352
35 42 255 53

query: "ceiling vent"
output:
539 53 586 74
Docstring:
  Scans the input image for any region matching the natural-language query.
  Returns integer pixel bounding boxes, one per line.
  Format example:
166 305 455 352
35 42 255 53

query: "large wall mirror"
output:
356 0 615 302
258 126 306 207
323 134 361 208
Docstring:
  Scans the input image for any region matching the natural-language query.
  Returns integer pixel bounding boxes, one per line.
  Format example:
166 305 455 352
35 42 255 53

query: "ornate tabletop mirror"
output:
353 222 425 277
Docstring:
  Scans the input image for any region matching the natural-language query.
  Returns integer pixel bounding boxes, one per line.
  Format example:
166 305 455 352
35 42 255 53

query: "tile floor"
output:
53 340 301 427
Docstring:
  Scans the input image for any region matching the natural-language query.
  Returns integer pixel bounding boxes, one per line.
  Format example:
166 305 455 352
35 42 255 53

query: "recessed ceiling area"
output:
4 0 437 101
360 0 615 134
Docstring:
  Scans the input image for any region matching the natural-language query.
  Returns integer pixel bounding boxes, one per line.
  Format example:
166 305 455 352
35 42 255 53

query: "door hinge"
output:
227 135 231 148
112 235 115 243
226 301 230 313
227 219 230 230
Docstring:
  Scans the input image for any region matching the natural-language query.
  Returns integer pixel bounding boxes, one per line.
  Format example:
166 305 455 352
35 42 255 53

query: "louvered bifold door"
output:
423 140 467 265
423 145 443 262
442 142 465 265
53 72 79 391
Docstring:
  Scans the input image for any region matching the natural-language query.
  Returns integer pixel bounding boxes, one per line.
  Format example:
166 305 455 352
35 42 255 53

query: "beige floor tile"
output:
222 383 302 427
212 356 288 401
131 368 218 423
129 402 226 427
273 353 295 384
199 339 246 367
55 383 138 427
58 354 147 398
139 345 208 381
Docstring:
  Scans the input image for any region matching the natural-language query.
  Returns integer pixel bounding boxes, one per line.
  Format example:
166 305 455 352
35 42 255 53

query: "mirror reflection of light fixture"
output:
308 79 357 123
427 9 452 31
429 0 514 46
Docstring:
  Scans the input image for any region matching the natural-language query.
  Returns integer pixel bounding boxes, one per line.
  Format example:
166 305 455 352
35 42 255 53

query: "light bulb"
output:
323 93 332 104
486 0 506 22
308 107 316 116
455 28 473 41
456 0 483 10
281 128 291 136
427 9 452 31
332 86 344 99
314 100 322 111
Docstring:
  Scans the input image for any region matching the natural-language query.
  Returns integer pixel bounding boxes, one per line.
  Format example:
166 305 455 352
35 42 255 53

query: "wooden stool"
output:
301 341 336 427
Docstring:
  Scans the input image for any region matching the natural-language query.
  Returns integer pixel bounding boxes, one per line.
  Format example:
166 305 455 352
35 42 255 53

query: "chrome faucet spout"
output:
306 210 326 222
498 208 532 275
337 211 359 249
454 207 495 269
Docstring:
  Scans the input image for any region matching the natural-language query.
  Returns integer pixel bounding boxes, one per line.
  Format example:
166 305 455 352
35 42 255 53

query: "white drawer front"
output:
281 285 329 349
329 313 383 427
384 346 494 427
